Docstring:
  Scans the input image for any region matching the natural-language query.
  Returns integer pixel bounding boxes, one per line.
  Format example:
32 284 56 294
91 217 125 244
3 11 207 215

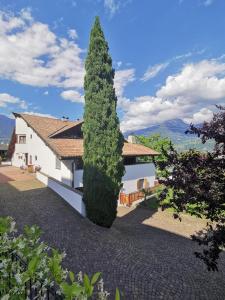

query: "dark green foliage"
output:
156 106 225 271
82 17 124 227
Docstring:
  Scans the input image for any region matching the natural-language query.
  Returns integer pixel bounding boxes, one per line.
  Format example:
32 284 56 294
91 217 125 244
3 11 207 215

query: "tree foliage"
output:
136 134 172 177
82 17 124 227
156 106 225 271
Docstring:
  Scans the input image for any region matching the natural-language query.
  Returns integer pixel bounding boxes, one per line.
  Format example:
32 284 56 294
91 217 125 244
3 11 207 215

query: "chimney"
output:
61 116 69 122
128 135 137 144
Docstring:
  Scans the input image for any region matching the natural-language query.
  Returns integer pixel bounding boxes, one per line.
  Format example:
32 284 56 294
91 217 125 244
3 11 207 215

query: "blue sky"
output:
0 0 225 132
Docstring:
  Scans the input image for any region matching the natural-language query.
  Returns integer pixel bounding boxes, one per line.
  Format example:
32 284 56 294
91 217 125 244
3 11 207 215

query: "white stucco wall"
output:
12 117 73 185
74 169 83 188
73 163 156 194
122 163 156 193
37 171 86 216
11 117 156 195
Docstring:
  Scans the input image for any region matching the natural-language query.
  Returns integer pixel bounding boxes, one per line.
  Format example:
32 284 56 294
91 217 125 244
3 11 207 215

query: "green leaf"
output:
91 272 101 285
115 288 120 300
83 273 92 296
28 255 40 276
21 271 30 284
60 282 84 299
69 271 75 283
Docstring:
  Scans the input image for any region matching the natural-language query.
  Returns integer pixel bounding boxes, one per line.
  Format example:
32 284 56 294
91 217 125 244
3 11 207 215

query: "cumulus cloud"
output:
60 67 134 106
60 90 84 103
120 96 190 132
121 59 225 132
114 68 135 97
141 63 169 81
0 93 27 109
183 108 214 124
157 60 225 102
114 68 135 108
0 9 84 88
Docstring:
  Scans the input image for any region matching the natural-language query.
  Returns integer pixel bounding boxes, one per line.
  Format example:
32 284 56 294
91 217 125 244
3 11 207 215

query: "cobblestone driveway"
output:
0 166 225 299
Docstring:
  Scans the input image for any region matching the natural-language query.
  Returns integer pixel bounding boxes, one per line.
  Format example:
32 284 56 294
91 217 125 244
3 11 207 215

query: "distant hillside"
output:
126 119 214 152
0 115 15 143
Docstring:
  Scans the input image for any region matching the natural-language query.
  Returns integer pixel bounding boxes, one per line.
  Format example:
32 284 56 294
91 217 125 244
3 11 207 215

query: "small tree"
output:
136 134 172 177
156 106 225 271
82 17 124 228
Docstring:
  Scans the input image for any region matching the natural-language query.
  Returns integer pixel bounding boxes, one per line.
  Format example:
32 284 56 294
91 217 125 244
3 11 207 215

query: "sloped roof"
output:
13 113 159 158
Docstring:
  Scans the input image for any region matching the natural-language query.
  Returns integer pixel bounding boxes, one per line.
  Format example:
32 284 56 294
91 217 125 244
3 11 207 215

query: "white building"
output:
9 113 158 209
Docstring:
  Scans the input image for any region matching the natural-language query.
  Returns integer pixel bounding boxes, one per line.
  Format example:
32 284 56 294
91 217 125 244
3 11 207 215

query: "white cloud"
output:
157 60 225 101
183 108 214 124
22 111 56 118
60 68 134 106
0 93 27 109
179 0 215 6
104 0 120 16
141 50 205 83
68 29 78 40
121 58 225 132
116 61 122 68
141 63 169 81
114 68 135 109
43 91 49 95
114 68 135 98
103 0 132 17
120 96 189 132
61 90 84 103
0 9 84 88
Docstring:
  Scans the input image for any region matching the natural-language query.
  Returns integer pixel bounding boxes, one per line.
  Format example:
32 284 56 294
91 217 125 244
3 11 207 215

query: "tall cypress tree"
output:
82 17 124 228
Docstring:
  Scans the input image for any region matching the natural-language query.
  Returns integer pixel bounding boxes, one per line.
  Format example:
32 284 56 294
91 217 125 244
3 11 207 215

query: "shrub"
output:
0 216 120 299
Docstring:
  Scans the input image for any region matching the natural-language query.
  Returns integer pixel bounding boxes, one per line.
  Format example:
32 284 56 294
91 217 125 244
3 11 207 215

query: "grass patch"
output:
139 195 159 210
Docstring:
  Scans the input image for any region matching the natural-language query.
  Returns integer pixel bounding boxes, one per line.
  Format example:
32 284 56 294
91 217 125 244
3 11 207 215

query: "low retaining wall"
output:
36 171 86 217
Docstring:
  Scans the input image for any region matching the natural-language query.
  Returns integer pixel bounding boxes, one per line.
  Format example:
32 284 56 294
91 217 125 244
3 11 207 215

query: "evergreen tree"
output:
82 17 124 228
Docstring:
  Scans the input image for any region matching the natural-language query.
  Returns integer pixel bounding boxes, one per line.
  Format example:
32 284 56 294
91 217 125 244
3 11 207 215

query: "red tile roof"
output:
14 113 159 158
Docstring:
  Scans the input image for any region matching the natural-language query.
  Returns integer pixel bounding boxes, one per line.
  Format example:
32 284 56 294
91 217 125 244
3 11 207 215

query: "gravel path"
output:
0 166 225 299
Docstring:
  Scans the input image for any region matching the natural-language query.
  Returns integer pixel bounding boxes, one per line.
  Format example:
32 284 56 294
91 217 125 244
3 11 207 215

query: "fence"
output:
3 252 62 299
119 183 160 207
119 188 152 206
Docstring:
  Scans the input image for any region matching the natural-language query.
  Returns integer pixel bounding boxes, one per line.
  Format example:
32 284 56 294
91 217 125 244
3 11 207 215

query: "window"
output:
56 157 61 170
137 178 144 191
29 155 32 165
123 156 136 165
30 134 32 139
75 157 83 170
18 135 26 144
35 155 37 161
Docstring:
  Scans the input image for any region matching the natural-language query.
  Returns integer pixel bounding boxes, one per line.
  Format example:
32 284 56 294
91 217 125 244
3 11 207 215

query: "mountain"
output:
0 115 15 143
126 119 213 152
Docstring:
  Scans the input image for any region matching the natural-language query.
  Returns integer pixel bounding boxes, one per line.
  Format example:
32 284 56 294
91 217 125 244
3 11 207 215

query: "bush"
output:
0 216 120 299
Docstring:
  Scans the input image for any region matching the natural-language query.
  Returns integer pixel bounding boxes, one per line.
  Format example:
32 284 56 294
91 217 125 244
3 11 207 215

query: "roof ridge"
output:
48 124 70 138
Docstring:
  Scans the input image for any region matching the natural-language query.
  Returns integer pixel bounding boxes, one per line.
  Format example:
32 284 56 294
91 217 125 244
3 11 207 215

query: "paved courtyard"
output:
0 166 225 299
